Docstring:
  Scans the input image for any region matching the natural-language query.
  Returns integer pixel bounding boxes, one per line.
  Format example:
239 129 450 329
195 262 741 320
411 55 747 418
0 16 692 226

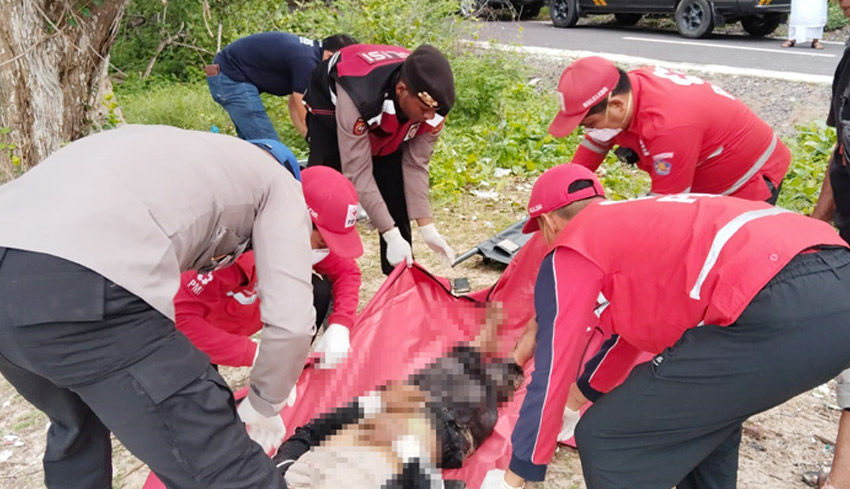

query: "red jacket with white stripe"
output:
174 250 361 367
572 67 790 201
509 195 846 481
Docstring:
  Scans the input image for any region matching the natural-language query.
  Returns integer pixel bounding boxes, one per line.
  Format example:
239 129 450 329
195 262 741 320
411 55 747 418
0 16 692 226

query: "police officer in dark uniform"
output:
813 4 850 245
303 43 457 275
809 3 850 488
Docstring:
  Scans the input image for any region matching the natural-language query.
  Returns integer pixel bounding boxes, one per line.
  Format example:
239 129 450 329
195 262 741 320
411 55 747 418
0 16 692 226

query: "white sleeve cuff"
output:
392 434 424 463
357 391 384 418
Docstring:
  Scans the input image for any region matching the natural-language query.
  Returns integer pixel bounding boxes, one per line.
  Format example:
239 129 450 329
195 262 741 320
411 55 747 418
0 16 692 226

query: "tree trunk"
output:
0 0 129 176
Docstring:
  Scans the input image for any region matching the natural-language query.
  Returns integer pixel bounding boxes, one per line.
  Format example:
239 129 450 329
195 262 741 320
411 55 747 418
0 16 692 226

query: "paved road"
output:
475 20 843 81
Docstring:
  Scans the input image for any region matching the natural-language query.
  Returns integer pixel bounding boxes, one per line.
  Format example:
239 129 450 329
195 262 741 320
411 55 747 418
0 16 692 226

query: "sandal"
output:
781 39 796 48
802 470 831 488
812 40 825 50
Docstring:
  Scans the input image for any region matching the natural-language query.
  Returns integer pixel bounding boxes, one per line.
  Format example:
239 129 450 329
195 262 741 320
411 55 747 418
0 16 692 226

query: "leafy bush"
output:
827 1 850 32
113 1 833 210
0 127 23 184
114 0 578 202
112 0 465 82
777 121 835 214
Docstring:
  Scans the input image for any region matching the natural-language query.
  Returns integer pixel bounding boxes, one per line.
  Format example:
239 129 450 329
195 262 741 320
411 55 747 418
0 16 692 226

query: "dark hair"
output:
551 195 604 221
586 68 631 116
321 34 357 52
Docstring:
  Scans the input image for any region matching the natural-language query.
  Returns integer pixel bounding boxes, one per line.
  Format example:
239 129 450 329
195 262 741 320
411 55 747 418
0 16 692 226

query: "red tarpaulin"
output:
143 234 607 489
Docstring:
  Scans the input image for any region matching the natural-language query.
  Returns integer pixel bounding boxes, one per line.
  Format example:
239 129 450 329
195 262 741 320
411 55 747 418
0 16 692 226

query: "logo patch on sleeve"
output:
404 123 421 141
353 118 368 136
653 152 674 176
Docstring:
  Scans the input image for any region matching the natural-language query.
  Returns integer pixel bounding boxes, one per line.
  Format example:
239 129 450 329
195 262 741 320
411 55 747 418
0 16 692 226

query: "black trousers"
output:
830 149 850 245
574 248 850 489
0 248 286 489
305 87 413 276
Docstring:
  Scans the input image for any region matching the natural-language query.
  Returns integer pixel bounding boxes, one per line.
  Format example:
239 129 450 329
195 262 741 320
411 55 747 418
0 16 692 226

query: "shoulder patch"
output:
404 122 422 141
652 152 674 176
653 160 672 176
352 118 368 136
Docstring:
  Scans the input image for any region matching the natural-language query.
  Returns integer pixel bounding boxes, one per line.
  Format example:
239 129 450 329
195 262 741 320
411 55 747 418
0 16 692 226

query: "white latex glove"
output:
419 223 455 267
314 323 350 369
481 469 524 489
237 395 287 455
557 406 582 443
285 384 297 407
383 227 413 267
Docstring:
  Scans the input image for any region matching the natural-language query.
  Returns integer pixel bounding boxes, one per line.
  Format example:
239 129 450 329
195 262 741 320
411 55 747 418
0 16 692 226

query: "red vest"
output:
331 44 433 156
552 195 846 353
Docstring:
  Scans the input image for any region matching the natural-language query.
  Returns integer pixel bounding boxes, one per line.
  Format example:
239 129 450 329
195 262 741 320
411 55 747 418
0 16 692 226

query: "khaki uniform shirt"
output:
335 86 437 233
0 125 315 415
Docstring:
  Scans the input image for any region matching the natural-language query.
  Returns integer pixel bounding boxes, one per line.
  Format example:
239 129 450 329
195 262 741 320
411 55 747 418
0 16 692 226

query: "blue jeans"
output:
207 72 280 141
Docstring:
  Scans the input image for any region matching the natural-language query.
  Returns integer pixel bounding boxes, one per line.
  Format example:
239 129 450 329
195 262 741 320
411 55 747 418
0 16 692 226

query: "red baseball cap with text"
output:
301 166 363 259
522 164 605 233
548 56 621 138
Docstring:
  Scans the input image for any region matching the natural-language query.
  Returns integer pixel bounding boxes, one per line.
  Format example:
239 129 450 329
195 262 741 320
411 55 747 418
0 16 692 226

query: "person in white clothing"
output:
781 0 827 49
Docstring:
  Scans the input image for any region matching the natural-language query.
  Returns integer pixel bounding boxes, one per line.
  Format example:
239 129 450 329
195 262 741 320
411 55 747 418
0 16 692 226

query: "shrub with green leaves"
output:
827 1 850 32
112 0 464 82
114 1 834 210
777 121 835 215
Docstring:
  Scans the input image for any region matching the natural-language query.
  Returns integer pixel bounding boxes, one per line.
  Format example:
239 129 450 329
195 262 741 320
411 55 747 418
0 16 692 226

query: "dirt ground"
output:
0 67 844 488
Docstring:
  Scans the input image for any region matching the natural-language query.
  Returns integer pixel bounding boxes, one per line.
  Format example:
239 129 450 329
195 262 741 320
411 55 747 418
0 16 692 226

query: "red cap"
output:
522 164 605 233
301 166 363 259
549 56 621 138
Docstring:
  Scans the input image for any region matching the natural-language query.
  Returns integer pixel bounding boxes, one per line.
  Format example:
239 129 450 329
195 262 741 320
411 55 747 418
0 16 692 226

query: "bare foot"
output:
781 39 795 48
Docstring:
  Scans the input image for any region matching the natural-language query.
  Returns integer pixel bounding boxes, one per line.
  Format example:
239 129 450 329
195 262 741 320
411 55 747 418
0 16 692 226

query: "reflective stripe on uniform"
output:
719 135 777 196
689 206 790 300
581 137 610 155
328 51 342 106
366 99 396 127
703 145 724 163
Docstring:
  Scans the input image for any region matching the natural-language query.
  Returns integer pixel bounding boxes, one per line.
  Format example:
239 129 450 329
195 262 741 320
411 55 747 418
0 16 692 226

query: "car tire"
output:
460 0 485 17
674 0 714 38
614 13 642 26
550 0 579 27
741 13 785 37
514 2 543 20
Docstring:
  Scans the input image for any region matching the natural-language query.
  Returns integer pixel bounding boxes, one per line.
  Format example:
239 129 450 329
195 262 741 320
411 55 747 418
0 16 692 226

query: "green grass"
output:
115 81 309 158
115 51 835 215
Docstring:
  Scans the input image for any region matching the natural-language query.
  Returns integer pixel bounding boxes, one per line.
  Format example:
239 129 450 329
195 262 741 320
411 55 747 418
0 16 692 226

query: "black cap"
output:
399 44 455 114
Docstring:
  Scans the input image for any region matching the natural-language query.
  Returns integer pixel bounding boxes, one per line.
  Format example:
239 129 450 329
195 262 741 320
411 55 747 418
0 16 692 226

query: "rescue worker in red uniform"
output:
489 164 850 489
550 56 790 203
174 165 362 370
303 43 457 275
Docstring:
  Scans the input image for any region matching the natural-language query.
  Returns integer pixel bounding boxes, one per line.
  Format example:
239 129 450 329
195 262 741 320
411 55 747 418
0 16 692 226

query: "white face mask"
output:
584 91 632 143
585 128 622 142
311 248 330 265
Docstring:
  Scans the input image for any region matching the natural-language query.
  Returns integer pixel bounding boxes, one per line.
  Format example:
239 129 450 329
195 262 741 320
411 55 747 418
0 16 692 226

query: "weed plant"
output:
777 121 835 215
